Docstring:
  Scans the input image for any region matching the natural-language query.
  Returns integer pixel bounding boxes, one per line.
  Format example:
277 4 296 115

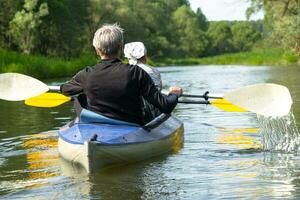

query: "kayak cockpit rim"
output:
142 113 171 131
58 113 174 145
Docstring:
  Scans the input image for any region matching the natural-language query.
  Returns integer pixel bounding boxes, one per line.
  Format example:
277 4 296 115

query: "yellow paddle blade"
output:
25 93 71 108
211 99 248 112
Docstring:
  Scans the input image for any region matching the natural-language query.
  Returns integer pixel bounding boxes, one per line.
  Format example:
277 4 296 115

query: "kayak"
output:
58 109 184 172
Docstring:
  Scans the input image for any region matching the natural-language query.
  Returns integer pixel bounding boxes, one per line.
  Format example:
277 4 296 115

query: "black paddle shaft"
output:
178 100 211 104
181 91 222 100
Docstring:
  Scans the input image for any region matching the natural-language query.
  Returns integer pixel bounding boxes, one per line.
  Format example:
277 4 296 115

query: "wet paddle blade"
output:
25 93 71 108
0 73 49 101
211 99 248 112
224 83 292 117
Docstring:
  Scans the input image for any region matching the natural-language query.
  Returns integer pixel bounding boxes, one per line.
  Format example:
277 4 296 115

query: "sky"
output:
189 0 264 21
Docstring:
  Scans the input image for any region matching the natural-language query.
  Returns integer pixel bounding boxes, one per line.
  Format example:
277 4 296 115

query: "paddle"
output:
0 73 60 101
24 92 247 112
179 91 246 112
181 91 222 99
224 83 292 117
25 92 71 108
180 83 292 117
0 73 293 117
178 99 247 112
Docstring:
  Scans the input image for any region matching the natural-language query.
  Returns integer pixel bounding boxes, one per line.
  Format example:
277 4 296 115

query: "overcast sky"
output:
189 0 264 21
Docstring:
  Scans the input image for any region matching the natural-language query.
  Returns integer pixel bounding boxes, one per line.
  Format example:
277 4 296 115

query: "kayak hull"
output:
58 114 184 172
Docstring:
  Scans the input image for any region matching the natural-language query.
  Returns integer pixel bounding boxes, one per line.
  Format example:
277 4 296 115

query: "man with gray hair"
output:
93 23 124 59
61 23 182 125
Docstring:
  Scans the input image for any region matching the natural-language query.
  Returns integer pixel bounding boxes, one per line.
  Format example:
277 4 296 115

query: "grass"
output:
0 48 97 79
0 48 299 79
152 48 300 67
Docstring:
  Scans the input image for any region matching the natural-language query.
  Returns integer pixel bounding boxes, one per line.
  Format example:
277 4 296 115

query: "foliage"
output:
0 47 298 79
0 0 23 49
37 0 89 58
231 21 261 51
0 48 97 78
8 0 48 54
196 8 209 31
248 0 300 56
207 21 234 55
4 0 299 66
171 5 209 57
157 48 299 66
0 0 266 60
0 0 299 79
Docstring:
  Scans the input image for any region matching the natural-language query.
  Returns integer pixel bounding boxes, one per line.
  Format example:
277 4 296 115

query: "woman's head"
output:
124 42 147 65
93 23 124 58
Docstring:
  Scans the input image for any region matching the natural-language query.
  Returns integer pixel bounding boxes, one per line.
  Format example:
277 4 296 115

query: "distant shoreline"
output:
152 48 299 67
1 48 299 79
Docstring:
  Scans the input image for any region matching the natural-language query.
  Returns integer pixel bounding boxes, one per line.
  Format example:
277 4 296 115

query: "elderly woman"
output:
60 23 182 125
124 42 162 90
124 42 163 122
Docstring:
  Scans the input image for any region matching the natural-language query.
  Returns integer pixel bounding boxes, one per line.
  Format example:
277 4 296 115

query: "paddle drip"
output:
257 111 300 152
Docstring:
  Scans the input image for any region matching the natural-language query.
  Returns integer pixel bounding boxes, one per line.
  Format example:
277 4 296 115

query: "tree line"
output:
247 0 300 57
1 0 296 60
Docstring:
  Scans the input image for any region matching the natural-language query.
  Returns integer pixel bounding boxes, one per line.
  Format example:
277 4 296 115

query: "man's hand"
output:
168 86 183 97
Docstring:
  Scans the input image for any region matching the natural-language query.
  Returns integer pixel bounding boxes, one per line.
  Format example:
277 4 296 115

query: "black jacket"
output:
61 58 178 125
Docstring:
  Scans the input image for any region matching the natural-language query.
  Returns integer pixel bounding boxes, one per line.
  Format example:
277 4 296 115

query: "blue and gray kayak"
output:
58 109 184 172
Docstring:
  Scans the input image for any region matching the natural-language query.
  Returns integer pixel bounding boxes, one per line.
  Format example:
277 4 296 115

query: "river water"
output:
1 65 300 199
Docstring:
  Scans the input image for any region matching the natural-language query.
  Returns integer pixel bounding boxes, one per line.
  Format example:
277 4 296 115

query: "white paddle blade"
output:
224 83 292 117
0 73 49 101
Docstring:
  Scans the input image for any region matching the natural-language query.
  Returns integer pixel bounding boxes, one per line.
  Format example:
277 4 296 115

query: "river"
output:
1 65 300 199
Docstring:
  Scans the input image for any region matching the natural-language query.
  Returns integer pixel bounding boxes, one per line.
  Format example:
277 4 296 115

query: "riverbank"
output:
0 48 97 79
153 48 299 67
0 48 299 79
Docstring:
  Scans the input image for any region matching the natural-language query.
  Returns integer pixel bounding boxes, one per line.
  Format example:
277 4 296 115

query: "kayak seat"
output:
79 109 139 127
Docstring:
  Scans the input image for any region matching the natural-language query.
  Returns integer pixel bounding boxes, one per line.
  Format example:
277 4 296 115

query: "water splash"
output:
257 111 300 152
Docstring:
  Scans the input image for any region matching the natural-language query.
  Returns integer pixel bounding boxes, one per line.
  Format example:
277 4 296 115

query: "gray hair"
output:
92 23 124 57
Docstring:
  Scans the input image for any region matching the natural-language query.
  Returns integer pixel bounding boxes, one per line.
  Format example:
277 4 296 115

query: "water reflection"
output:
217 127 261 149
0 131 60 197
0 100 73 138
59 154 179 199
258 152 300 198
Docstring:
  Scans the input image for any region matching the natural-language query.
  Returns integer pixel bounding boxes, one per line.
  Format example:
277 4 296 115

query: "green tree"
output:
1 0 214 59
272 2 300 55
86 0 121 40
88 0 189 58
130 0 174 58
231 22 261 51
37 0 89 58
248 0 300 55
0 0 23 49
171 5 209 57
207 21 234 55
196 8 209 31
8 0 48 54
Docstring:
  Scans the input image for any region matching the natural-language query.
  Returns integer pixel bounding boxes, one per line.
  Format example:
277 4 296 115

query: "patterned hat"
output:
124 42 147 65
